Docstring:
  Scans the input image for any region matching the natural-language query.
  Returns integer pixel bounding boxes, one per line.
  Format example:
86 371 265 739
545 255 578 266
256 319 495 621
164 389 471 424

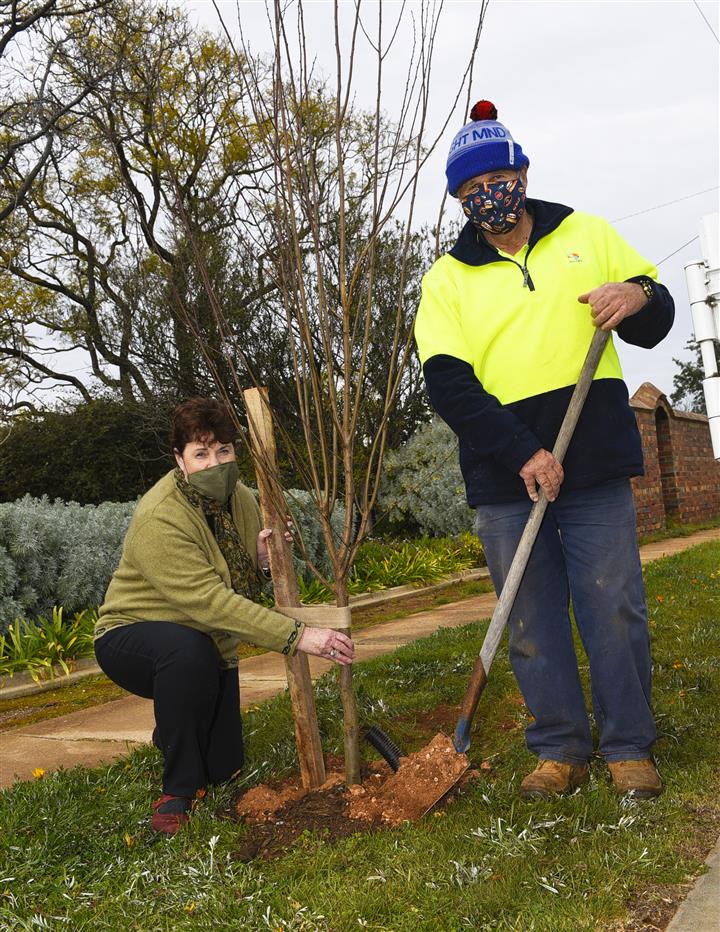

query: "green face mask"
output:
188 460 239 504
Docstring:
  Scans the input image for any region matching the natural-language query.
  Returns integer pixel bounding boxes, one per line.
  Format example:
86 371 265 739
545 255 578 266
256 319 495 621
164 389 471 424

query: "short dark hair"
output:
171 398 239 453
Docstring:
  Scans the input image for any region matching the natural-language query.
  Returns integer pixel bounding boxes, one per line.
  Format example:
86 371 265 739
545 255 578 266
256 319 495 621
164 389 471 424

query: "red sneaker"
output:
151 794 192 835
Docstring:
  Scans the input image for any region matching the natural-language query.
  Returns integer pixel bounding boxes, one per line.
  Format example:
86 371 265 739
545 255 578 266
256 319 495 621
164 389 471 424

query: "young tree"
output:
166 0 488 780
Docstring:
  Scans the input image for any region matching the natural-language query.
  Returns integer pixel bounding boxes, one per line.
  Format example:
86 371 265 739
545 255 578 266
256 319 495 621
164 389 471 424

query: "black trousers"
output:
95 622 244 797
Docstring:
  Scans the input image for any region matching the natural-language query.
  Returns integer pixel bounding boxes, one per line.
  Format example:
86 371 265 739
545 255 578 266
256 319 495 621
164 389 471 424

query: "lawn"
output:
0 542 718 931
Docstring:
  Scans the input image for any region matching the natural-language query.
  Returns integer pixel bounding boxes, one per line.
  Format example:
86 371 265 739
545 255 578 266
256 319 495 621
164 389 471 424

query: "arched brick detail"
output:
655 407 678 517
630 383 720 534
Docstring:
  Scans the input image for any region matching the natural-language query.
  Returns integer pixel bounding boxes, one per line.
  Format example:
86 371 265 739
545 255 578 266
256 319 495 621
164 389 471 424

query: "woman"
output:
95 397 354 834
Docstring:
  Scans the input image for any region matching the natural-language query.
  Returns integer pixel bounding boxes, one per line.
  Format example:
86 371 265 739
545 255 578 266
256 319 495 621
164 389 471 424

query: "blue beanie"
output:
446 100 529 197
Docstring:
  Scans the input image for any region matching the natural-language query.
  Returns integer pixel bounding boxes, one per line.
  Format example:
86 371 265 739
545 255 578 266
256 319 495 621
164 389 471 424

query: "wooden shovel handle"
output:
454 327 611 751
453 656 488 753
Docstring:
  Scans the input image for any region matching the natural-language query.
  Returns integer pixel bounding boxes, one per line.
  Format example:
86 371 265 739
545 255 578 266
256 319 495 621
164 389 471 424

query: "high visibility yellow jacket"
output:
414 200 675 505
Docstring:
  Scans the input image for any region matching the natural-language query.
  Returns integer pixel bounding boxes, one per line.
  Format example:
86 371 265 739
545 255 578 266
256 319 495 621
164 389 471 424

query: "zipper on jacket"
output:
521 262 535 290
478 231 537 290
501 254 536 291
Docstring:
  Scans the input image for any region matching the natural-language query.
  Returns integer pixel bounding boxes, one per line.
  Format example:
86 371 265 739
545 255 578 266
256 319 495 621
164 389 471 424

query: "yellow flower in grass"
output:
123 833 135 848
31 768 45 779
185 902 196 914
672 661 684 669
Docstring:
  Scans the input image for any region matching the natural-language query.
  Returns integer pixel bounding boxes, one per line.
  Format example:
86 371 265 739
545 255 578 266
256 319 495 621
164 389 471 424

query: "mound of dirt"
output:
229 733 476 861
347 733 470 824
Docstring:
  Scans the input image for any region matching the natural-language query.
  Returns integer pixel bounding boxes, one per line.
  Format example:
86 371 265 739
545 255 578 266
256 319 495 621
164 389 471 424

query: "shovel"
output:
453 326 610 753
364 327 610 813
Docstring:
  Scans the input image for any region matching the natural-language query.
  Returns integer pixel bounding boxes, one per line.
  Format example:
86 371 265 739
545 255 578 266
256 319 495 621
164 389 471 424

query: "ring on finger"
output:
330 648 337 657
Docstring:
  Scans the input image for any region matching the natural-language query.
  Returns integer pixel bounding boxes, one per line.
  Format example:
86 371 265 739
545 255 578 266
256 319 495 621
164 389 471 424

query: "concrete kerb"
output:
0 567 491 701
665 838 720 932
0 657 105 701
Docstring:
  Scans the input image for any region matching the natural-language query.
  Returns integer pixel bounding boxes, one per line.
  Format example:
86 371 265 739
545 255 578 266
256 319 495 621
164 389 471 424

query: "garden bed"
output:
228 734 474 860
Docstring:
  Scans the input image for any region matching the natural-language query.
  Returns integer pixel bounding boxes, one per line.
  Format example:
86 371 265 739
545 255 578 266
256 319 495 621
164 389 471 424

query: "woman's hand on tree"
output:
297 627 355 665
257 517 294 568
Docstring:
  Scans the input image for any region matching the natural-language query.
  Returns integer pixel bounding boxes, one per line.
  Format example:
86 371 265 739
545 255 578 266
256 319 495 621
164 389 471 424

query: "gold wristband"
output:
639 279 654 304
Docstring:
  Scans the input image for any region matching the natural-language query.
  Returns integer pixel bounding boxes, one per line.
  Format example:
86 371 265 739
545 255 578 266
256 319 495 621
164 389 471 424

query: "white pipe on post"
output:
702 214 720 351
683 212 720 460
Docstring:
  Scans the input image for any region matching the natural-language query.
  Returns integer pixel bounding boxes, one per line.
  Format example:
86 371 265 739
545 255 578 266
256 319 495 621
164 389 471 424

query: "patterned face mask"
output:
461 177 526 234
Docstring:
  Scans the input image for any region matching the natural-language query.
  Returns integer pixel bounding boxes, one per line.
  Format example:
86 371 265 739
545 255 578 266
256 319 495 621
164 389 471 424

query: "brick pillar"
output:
655 408 679 517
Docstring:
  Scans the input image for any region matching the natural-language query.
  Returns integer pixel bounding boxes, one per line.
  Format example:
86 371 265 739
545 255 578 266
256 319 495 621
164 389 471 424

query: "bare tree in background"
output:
0 2 270 411
166 0 488 780
0 0 116 224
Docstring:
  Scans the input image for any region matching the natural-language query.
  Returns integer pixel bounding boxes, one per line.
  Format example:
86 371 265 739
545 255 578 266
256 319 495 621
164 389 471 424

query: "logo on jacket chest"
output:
568 252 582 263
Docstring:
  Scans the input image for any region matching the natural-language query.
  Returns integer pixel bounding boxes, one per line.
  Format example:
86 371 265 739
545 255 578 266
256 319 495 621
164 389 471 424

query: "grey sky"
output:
185 0 720 398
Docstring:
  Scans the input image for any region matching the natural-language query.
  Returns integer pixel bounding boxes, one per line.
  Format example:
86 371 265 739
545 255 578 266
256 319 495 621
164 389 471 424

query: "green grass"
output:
1 543 718 930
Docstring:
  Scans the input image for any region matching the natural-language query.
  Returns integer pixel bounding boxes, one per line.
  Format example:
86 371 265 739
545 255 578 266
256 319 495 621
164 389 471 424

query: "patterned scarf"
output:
174 468 260 602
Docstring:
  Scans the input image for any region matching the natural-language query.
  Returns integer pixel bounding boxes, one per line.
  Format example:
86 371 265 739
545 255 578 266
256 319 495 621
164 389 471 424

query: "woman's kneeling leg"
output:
95 622 241 796
205 668 244 786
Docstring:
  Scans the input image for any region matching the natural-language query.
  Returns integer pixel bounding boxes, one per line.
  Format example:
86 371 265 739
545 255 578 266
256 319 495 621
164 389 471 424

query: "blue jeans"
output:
474 479 656 764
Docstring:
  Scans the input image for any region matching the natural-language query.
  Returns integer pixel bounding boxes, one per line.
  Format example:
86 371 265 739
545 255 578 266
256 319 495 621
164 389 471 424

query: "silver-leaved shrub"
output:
282 488 346 583
0 488 343 632
0 496 136 634
378 417 473 537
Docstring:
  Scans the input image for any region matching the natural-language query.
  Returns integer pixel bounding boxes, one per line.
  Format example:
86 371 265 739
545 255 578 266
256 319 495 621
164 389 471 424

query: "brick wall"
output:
630 383 720 536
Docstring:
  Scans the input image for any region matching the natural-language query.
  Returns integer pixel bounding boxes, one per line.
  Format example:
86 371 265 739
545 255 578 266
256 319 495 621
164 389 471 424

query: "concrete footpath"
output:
665 837 720 932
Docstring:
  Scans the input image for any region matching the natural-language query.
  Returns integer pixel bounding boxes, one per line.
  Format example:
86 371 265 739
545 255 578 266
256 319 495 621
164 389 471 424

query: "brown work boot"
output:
520 759 589 800
607 759 662 798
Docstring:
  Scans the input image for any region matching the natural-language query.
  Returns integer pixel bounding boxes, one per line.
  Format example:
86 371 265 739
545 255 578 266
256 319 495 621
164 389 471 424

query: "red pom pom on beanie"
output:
470 100 498 122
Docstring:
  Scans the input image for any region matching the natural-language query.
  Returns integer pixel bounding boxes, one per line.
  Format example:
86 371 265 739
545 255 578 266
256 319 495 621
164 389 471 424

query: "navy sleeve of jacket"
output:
616 276 675 349
423 354 543 473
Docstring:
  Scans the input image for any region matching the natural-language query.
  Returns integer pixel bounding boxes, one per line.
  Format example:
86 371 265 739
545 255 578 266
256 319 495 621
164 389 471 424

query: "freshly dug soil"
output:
228 733 475 861
347 733 470 824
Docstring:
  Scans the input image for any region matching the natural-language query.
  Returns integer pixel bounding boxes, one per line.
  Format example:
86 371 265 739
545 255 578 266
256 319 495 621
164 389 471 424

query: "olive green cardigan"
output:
96 471 303 667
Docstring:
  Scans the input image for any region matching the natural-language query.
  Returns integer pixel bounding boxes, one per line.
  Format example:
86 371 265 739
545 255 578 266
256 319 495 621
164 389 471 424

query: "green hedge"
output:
0 399 173 505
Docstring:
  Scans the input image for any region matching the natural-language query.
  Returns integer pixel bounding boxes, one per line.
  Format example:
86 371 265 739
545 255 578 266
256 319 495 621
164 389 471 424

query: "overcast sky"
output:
185 0 719 398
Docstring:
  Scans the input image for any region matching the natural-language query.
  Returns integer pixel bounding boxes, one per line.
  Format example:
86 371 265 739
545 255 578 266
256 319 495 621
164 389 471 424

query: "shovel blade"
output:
415 732 472 817
453 719 472 754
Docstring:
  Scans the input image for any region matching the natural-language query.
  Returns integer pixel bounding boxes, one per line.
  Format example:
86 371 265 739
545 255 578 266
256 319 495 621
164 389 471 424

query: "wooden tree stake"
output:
278 605 360 785
243 387 326 789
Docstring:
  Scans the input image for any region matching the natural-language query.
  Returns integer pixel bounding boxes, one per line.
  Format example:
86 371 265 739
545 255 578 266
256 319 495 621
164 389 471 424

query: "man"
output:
414 100 674 799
